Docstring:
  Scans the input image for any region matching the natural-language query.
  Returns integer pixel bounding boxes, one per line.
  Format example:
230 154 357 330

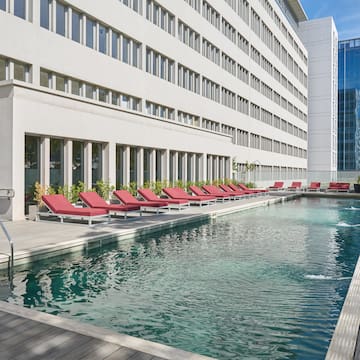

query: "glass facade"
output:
92 143 102 186
50 138 64 188
24 135 40 206
338 38 360 170
72 141 84 184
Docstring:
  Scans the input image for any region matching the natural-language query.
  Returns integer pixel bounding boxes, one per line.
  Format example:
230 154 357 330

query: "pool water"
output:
3 197 360 359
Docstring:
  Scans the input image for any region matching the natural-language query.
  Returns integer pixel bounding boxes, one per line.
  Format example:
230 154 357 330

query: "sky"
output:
301 0 360 40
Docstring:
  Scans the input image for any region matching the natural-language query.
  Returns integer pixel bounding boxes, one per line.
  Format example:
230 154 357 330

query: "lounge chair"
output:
287 181 302 191
236 183 268 194
189 185 231 202
218 184 249 198
40 194 109 225
162 187 216 206
268 181 284 191
113 190 169 213
79 191 140 218
306 182 321 192
202 185 244 200
138 188 190 210
326 182 350 192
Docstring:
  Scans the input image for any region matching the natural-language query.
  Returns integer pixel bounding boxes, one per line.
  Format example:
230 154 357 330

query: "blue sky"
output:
301 0 360 40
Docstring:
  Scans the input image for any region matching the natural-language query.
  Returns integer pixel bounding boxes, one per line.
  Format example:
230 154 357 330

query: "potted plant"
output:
354 176 360 193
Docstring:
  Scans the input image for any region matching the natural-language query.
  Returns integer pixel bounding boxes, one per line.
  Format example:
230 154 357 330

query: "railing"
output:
0 189 15 288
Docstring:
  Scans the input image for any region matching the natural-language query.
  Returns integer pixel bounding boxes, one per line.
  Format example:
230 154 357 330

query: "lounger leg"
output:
89 218 92 226
60 216 64 223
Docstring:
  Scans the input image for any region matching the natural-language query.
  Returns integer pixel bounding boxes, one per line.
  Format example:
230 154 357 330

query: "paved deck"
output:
0 194 291 270
0 301 213 360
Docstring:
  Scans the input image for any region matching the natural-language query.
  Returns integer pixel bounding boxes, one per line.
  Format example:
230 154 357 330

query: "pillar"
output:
122 145 130 186
150 148 156 183
162 149 170 182
104 142 116 188
201 153 207 182
64 139 72 187
137 147 144 186
40 137 50 187
84 142 92 190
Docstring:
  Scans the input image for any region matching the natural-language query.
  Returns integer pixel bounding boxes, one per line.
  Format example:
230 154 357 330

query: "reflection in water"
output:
2 198 360 359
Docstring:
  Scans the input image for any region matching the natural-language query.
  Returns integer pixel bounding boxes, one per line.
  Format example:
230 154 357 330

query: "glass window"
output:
122 38 129 63
86 19 95 48
132 43 139 67
56 75 66 92
98 88 108 102
92 143 102 187
0 58 6 81
143 149 151 182
130 147 137 183
24 135 40 209
50 138 64 188
40 69 50 87
116 145 123 189
121 95 129 108
0 0 6 11
71 79 81 96
72 10 81 43
112 32 119 59
72 141 84 184
112 92 119 105
40 0 50 29
14 62 26 81
85 84 94 99
14 0 26 19
156 150 162 181
56 2 66 36
99 25 107 54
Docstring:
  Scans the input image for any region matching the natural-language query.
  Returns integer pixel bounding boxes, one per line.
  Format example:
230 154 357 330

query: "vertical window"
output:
0 0 6 11
86 19 95 48
14 62 26 81
71 79 81 95
24 135 41 209
99 25 107 54
116 145 124 188
92 143 102 187
56 75 66 92
156 150 162 181
40 0 50 29
112 91 119 105
143 149 151 183
72 141 84 184
112 32 119 59
85 84 95 99
56 2 66 36
14 0 26 19
121 94 129 108
72 10 81 43
50 138 64 188
130 147 137 183
122 38 130 63
98 88 108 102
40 69 50 87
132 43 139 67
0 58 6 81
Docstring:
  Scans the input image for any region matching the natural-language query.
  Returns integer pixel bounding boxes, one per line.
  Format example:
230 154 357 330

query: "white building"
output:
0 0 310 220
298 17 338 180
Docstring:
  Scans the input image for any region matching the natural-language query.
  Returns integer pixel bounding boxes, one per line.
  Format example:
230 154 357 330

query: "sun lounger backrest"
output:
80 192 107 207
42 194 75 213
203 185 222 194
189 185 204 196
238 184 247 191
290 182 301 188
138 188 158 201
219 184 231 192
310 182 321 188
228 184 240 191
274 182 284 188
113 190 137 204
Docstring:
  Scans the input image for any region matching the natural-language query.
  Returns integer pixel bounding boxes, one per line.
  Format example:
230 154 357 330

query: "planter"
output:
28 204 39 221
354 184 360 193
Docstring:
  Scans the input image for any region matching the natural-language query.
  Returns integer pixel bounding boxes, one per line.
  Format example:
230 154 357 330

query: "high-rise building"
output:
298 17 338 180
0 0 312 220
338 38 360 171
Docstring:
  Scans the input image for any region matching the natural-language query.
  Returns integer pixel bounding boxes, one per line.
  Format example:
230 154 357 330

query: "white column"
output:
219 157 224 180
84 142 92 190
81 14 87 45
137 147 144 186
27 0 34 22
104 142 116 188
190 154 196 182
9 0 14 15
108 28 113 56
162 149 170 181
150 149 156 183
51 0 57 32
201 153 207 182
8 61 14 80
95 22 99 51
122 145 130 186
67 7 72 39
64 139 72 187
182 153 187 183
40 137 50 187
174 152 179 182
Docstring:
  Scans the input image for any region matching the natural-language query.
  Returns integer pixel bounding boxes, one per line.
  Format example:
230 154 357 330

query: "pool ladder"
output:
0 189 15 288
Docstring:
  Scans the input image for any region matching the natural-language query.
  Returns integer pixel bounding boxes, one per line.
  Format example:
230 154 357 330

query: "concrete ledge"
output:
0 301 214 360
326 256 360 360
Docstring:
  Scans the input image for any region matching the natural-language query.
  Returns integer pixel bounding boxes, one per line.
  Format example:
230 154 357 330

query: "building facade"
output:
338 38 360 171
298 17 338 180
0 0 309 220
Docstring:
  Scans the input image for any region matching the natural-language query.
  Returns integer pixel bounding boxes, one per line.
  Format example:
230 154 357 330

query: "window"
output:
50 138 64 188
0 57 6 81
55 74 66 92
56 2 66 36
0 0 6 11
85 84 95 99
122 37 130 63
14 61 27 81
146 0 175 35
72 10 81 43
14 0 26 19
40 0 50 29
86 19 95 49
71 79 81 96
112 32 119 59
202 38 220 65
92 143 103 187
178 64 200 94
25 136 41 206
146 47 174 83
99 25 107 54
72 141 84 184
40 69 50 87
178 21 200 52
98 87 108 102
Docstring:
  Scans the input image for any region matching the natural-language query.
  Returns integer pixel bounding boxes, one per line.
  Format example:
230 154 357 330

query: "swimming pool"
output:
2 197 360 359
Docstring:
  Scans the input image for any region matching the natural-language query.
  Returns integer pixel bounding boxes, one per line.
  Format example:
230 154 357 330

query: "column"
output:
174 152 179 182
190 154 196 182
104 142 116 188
84 142 92 190
64 139 72 187
137 147 144 186
182 153 187 183
9 0 14 15
208 155 213 182
201 153 207 182
81 14 87 45
27 0 34 23
122 145 130 186
150 149 156 183
51 0 57 32
225 157 231 180
162 149 170 182
40 137 50 187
